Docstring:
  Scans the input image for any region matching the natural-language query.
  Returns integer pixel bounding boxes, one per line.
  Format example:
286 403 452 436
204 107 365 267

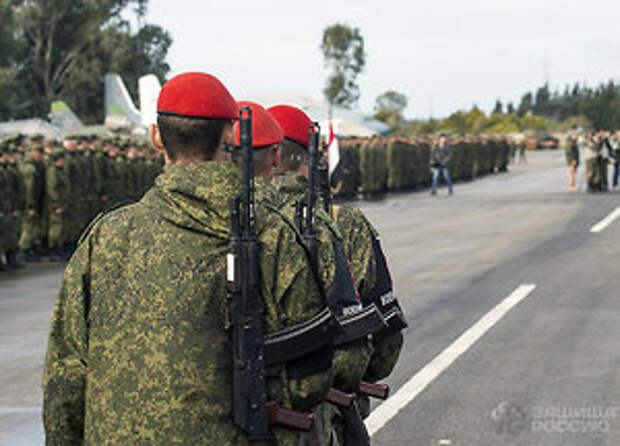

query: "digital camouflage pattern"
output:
43 161 333 445
265 172 374 445
5 160 25 254
0 160 8 254
332 204 404 384
45 159 70 250
266 172 373 389
19 153 45 250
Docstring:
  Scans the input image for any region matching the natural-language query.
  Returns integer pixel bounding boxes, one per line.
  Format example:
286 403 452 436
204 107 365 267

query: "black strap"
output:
334 304 387 346
342 400 371 446
264 308 337 366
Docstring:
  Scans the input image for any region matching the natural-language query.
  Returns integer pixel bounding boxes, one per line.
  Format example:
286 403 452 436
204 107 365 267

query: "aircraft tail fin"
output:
104 73 142 129
139 74 161 127
49 101 84 135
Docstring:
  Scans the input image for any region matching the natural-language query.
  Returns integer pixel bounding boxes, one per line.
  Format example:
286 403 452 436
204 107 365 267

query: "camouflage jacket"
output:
565 137 580 164
0 164 7 218
19 157 44 215
332 205 404 383
45 163 69 213
267 172 373 391
6 162 25 214
43 161 333 446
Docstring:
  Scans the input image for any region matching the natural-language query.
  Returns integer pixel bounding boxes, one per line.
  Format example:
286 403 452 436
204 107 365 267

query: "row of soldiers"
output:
565 127 620 193
0 133 163 270
42 72 406 445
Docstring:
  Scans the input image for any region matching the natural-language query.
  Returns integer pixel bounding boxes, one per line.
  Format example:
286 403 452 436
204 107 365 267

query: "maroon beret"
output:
267 105 312 148
235 101 284 148
157 72 238 120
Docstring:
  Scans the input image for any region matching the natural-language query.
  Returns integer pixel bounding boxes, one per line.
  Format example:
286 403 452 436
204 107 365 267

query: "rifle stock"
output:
325 388 355 408
267 402 315 432
356 381 390 400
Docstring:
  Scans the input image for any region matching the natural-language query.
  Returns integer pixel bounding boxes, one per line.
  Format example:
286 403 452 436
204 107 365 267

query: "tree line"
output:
0 0 171 124
507 81 620 130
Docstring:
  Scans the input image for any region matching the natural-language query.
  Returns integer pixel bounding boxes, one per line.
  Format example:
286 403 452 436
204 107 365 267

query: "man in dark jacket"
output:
430 133 453 196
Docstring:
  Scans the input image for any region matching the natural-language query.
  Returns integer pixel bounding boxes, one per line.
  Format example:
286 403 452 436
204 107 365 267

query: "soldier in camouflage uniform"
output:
4 144 26 268
19 135 46 260
233 103 372 445
598 131 610 192
610 132 620 189
0 142 9 270
268 105 406 445
43 72 335 445
565 126 580 193
584 132 598 193
45 149 71 261
62 136 82 248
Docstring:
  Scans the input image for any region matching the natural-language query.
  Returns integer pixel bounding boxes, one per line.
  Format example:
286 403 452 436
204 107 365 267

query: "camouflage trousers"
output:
5 214 22 252
19 213 41 250
48 211 66 249
586 159 601 192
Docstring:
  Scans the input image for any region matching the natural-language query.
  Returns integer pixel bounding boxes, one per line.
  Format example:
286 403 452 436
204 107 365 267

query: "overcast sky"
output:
144 0 620 119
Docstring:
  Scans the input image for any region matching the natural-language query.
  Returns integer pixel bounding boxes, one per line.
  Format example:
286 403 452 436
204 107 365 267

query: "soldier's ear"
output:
150 124 165 154
273 145 281 168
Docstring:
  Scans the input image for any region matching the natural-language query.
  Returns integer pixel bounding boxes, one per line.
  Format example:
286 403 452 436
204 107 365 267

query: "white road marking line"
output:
0 406 41 414
590 207 620 233
366 283 537 436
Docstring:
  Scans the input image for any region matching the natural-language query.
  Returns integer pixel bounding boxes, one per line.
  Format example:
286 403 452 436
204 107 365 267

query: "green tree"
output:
465 106 486 134
0 0 34 119
583 81 620 130
483 112 519 134
533 84 550 116
493 99 503 114
440 110 468 134
517 92 533 117
374 90 408 128
3 0 152 119
63 20 171 123
320 23 366 111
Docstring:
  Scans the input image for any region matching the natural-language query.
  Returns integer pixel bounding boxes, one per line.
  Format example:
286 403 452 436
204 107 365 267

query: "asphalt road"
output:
1 150 618 445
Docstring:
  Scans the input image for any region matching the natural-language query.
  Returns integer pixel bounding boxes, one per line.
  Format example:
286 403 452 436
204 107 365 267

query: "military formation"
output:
41 72 409 446
0 133 163 270
332 134 513 197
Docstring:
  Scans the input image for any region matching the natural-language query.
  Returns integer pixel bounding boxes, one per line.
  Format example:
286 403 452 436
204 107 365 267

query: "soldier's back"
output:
44 161 331 445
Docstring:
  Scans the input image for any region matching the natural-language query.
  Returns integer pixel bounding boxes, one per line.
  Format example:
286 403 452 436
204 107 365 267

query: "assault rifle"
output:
303 125 390 408
228 107 315 443
317 146 331 214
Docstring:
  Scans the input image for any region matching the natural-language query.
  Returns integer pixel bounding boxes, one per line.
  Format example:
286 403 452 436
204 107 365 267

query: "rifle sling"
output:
334 304 387 346
264 307 336 366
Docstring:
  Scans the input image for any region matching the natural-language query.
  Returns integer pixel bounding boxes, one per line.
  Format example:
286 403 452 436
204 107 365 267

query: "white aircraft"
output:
0 73 162 139
104 73 161 134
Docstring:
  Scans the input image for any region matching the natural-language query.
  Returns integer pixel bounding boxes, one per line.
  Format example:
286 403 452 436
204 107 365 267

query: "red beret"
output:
157 72 238 120
235 101 284 148
267 105 312 148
